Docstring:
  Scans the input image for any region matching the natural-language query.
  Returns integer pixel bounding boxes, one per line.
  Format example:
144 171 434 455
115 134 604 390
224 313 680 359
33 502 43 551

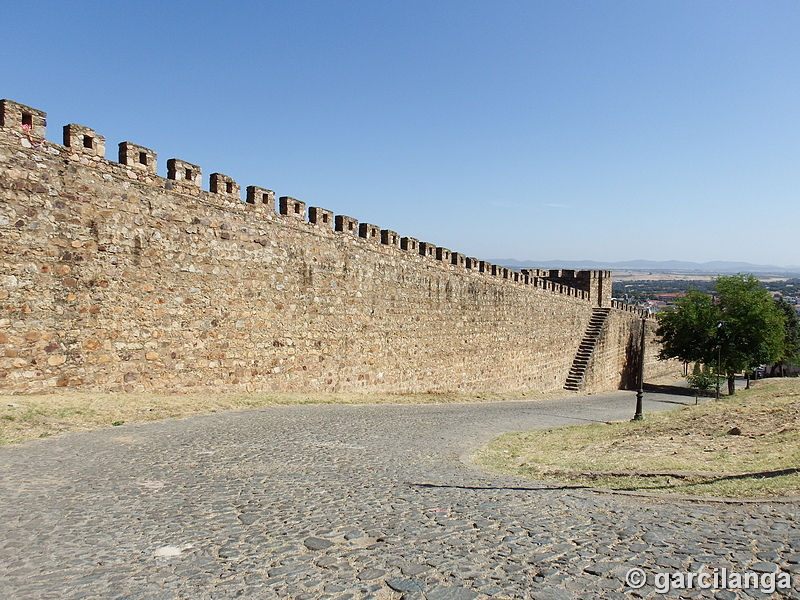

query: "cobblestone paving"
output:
0 390 798 600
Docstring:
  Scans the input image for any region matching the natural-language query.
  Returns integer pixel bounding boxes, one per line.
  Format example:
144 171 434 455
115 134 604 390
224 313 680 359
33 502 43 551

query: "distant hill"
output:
490 258 800 275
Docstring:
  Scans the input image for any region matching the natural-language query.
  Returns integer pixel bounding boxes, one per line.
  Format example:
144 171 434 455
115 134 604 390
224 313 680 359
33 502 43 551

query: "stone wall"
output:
0 99 680 395
581 311 671 393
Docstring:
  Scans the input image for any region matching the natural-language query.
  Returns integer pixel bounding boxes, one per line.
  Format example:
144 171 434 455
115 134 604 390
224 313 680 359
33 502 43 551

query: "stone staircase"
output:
564 307 611 391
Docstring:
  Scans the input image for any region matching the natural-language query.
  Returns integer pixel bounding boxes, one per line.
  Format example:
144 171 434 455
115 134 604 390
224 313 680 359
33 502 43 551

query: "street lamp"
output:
715 321 725 400
632 315 647 421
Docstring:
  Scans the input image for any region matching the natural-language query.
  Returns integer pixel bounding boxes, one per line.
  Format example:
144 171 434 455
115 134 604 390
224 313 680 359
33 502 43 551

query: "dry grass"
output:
0 388 565 446
472 378 800 498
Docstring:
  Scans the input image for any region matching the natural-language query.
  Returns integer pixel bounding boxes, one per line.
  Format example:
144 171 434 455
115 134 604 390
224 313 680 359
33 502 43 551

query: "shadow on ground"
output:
642 382 695 397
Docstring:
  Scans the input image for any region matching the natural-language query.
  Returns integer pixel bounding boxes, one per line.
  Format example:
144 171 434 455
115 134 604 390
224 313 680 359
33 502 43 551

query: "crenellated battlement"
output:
246 186 276 210
0 98 624 309
279 196 306 219
308 206 333 227
63 124 105 157
167 158 202 186
435 247 452 264
0 99 46 140
118 142 157 174
358 222 381 242
610 300 650 318
210 173 241 199
418 242 436 259
335 214 358 234
0 99 673 396
381 229 400 247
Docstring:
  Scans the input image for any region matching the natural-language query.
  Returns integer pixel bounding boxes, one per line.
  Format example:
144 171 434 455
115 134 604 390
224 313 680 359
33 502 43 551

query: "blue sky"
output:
3 1 799 266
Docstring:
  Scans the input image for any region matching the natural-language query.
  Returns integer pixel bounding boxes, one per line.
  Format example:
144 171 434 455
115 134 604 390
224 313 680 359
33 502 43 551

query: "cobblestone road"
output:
1 389 798 600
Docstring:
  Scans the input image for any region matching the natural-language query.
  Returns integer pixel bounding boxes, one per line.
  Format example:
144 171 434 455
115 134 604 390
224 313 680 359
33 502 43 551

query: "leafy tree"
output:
656 275 786 395
685 363 718 402
772 296 800 374
715 275 787 393
655 289 719 364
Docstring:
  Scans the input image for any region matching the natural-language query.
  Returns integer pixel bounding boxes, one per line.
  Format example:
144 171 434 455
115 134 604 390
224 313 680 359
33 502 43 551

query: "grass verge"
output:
0 388 564 447
472 378 800 498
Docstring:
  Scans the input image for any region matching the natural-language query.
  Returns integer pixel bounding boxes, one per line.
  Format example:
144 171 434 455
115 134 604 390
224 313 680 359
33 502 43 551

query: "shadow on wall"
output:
619 326 641 390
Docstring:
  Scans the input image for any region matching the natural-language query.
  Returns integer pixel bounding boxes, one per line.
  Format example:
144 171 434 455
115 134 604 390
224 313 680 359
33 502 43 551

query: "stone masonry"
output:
0 99 681 394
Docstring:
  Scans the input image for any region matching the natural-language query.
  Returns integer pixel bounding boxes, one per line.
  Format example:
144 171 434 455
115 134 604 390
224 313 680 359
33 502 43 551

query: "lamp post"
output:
632 315 646 421
715 321 724 400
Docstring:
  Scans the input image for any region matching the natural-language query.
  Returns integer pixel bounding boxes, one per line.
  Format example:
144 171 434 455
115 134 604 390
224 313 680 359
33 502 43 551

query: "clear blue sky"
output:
3 1 798 266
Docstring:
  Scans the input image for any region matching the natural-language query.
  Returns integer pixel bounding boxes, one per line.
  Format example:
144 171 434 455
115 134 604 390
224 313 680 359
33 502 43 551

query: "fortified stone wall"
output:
0 100 680 395
580 311 666 393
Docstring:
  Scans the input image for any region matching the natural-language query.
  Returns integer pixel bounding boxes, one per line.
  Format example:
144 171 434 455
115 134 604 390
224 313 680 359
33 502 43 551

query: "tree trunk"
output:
727 374 736 395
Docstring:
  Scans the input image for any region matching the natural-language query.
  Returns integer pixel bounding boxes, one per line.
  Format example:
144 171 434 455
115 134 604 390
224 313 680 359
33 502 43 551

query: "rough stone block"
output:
210 173 241 198
167 159 202 186
479 261 492 274
335 215 358 234
466 257 480 270
279 196 306 219
118 142 157 174
0 99 47 139
63 124 105 157
308 207 333 227
246 186 275 210
381 229 400 247
451 252 466 267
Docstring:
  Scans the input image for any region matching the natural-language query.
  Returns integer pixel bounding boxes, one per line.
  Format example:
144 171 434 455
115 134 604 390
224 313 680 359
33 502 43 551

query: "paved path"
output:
0 388 798 600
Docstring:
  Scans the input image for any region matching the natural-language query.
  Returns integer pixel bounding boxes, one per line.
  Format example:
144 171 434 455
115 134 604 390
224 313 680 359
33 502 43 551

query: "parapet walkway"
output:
0 388 797 599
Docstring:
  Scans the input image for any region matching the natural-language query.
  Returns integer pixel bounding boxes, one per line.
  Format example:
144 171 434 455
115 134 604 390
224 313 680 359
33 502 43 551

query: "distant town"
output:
612 274 800 315
495 260 800 316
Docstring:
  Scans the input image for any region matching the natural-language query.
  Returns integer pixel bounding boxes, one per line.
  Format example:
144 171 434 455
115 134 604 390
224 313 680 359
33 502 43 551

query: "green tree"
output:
655 289 719 364
772 296 800 375
685 362 717 402
715 275 786 393
656 275 786 395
